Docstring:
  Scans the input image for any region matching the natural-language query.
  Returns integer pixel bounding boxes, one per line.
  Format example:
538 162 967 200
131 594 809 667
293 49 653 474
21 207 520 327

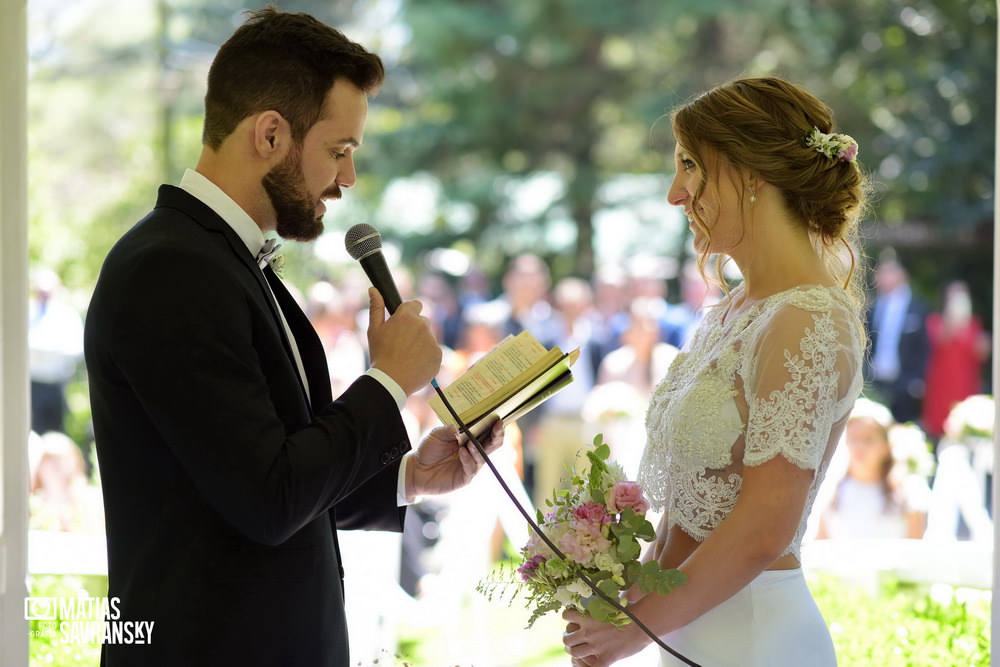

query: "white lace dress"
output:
638 284 864 666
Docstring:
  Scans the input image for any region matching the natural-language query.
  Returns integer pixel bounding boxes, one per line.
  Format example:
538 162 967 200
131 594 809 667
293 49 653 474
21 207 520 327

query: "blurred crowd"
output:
24 247 996 658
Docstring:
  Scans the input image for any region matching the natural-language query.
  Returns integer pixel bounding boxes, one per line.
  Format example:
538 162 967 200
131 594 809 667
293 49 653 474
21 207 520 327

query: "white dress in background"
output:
638 285 864 667
820 475 932 540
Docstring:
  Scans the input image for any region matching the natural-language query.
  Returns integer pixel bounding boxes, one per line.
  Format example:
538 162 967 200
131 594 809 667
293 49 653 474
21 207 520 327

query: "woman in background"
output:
921 280 990 442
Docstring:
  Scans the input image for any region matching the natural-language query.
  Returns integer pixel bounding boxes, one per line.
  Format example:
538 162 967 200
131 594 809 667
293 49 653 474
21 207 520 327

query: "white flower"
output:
554 579 593 609
605 461 627 484
566 578 593 599
594 552 626 584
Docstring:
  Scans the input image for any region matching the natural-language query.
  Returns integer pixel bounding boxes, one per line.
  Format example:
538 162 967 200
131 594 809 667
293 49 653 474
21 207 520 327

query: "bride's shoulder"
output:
768 284 850 311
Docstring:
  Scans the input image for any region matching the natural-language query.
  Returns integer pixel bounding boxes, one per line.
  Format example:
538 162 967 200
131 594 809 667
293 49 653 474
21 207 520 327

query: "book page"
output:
437 330 548 415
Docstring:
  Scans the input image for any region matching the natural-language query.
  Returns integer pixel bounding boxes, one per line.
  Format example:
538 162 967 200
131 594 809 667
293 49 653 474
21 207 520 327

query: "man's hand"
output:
405 420 505 501
367 287 442 395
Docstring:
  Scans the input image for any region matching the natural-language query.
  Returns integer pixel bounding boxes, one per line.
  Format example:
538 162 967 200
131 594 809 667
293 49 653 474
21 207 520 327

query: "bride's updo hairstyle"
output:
671 76 870 309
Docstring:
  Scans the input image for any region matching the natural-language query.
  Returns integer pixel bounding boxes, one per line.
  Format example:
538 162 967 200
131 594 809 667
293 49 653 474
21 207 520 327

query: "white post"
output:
0 0 31 665
993 3 1000 665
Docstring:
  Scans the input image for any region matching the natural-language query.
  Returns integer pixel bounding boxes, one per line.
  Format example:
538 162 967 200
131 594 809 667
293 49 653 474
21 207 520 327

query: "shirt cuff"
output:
365 367 410 505
365 367 407 411
396 452 413 506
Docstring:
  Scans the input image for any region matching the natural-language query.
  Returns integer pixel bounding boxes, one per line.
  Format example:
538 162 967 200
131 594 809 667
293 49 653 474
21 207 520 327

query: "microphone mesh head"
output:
344 223 382 260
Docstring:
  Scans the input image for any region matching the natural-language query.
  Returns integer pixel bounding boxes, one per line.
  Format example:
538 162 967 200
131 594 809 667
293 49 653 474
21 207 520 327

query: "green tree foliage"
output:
27 0 996 293
370 1 709 277
27 0 359 291
752 0 996 231
359 0 995 282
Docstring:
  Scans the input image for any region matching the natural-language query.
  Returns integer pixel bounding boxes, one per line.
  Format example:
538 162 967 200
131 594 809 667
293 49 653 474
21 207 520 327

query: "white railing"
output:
803 537 993 591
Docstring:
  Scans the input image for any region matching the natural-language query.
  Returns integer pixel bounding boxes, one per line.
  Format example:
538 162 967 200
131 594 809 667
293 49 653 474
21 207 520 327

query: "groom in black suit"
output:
84 8 502 665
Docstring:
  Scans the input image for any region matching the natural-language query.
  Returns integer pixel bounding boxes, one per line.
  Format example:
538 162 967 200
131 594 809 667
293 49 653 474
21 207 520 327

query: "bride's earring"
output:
748 184 756 203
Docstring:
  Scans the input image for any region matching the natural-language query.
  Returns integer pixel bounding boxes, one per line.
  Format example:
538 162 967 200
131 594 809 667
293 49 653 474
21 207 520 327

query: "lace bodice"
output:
638 284 864 559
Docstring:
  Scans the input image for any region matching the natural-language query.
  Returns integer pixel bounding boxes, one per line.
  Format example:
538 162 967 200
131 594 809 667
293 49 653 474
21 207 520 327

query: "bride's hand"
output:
562 608 648 667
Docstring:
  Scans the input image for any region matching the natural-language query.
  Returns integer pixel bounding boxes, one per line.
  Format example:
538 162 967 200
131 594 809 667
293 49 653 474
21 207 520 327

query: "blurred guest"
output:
28 268 84 435
449 299 510 368
921 280 990 441
621 254 673 344
457 266 491 311
492 253 559 343
417 271 465 350
816 398 931 540
305 279 367 399
485 254 558 496
864 251 929 424
589 264 630 377
531 277 599 507
662 259 723 350
598 296 679 395
29 431 104 533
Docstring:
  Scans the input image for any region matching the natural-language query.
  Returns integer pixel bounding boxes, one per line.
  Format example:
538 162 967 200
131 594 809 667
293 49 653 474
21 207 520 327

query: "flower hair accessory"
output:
804 126 859 163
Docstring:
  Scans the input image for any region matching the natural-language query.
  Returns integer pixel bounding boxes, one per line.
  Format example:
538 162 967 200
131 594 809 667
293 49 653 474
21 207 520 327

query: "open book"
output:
429 330 579 438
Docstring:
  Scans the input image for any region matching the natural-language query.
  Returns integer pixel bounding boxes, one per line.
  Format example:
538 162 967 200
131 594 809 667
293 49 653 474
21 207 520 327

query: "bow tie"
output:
256 238 282 269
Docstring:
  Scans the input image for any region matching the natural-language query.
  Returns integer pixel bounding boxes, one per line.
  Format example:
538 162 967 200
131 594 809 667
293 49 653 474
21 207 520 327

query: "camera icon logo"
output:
24 597 58 620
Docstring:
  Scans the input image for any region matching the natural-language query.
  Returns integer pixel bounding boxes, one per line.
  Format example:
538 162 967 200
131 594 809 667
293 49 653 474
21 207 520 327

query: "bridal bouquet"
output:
480 434 685 628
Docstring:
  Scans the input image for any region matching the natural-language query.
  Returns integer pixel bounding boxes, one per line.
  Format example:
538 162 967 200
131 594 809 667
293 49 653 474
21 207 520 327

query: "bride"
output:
562 76 869 667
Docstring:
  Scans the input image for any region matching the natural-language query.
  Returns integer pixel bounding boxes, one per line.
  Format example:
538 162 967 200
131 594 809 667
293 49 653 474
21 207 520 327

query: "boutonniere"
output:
256 238 286 277
268 253 286 278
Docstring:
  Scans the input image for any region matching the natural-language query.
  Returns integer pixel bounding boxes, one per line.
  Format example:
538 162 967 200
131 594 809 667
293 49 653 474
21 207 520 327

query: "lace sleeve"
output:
742 300 860 471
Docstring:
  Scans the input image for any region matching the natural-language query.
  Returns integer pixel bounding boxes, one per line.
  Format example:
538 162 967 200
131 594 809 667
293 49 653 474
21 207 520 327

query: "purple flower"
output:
518 554 547 581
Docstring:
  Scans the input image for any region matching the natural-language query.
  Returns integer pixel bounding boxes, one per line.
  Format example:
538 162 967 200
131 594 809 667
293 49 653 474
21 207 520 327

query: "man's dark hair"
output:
202 6 385 149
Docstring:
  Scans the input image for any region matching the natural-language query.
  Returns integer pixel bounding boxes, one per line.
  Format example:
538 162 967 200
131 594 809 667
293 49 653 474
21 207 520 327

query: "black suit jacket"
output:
864 289 930 422
85 185 410 665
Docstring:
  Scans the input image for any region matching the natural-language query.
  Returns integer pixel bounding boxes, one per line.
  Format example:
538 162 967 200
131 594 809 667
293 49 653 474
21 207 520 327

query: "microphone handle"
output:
359 251 403 315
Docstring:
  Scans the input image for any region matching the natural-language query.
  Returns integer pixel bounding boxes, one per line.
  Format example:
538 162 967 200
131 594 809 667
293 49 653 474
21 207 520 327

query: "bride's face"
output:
668 145 748 256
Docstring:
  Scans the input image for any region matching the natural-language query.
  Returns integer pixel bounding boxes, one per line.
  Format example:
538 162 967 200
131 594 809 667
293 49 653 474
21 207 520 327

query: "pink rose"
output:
607 481 650 515
572 501 610 524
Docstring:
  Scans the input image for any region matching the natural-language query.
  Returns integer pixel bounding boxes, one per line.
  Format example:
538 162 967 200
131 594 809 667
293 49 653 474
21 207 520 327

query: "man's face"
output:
262 79 368 241
875 261 905 295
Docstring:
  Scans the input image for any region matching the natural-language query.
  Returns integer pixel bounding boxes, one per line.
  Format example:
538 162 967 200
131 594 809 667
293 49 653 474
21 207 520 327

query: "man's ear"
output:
253 111 289 159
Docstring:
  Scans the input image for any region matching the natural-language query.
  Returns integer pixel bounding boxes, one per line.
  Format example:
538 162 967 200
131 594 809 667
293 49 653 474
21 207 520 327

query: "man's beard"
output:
261 146 341 242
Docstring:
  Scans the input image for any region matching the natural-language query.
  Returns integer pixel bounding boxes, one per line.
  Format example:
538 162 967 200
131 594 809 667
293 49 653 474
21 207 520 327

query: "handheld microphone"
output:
344 223 403 314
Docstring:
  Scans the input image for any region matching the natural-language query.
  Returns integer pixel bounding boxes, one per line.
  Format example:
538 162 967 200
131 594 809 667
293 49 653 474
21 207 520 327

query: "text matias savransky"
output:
30 596 155 645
